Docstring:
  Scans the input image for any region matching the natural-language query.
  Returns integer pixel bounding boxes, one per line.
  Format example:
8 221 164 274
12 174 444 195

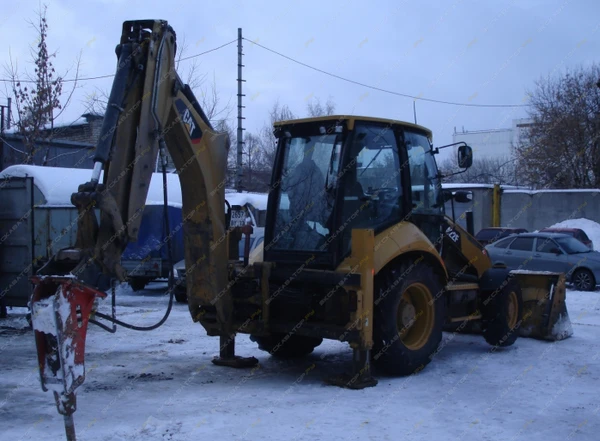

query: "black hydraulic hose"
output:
160 142 175 292
89 146 177 332
94 43 133 164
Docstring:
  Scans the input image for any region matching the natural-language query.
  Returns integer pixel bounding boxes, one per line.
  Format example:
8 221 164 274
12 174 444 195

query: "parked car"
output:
539 227 593 250
474 227 529 246
485 232 600 291
172 227 264 303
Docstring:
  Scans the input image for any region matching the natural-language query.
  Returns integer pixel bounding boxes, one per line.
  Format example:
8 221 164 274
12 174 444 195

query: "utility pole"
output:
0 98 11 134
236 28 245 192
413 100 417 125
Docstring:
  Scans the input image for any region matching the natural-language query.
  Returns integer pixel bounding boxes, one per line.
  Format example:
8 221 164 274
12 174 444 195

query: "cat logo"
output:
175 99 203 144
182 108 196 137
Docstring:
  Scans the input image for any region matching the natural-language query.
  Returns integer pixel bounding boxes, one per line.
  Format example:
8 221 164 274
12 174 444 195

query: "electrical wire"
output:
0 39 237 84
244 38 530 109
0 136 27 154
179 39 237 61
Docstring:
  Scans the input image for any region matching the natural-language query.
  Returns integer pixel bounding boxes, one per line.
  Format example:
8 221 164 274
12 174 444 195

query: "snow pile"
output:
551 312 574 340
548 218 600 250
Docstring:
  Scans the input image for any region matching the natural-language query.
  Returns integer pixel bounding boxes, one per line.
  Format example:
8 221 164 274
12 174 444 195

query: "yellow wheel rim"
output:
507 291 518 330
397 283 435 350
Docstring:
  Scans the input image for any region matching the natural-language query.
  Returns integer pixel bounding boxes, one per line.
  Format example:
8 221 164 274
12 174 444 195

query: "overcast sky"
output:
1 0 598 162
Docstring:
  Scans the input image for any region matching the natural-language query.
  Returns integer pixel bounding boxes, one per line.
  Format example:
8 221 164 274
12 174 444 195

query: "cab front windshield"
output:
269 125 343 251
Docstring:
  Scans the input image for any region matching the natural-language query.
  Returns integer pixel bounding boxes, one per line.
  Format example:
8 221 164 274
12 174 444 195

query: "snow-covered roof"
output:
0 165 183 208
0 165 270 211
503 188 600 194
441 183 524 190
225 192 269 210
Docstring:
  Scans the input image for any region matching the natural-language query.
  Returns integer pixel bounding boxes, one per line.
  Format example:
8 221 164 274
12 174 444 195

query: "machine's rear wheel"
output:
250 334 323 358
373 262 445 376
481 278 523 347
174 287 187 304
129 278 148 292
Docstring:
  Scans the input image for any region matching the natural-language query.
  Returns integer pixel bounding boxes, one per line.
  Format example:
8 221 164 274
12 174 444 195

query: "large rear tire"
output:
481 278 523 347
373 262 445 376
129 278 148 292
250 334 323 359
174 286 187 304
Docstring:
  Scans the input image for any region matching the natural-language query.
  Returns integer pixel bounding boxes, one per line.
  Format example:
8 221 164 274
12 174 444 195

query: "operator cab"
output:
264 116 447 268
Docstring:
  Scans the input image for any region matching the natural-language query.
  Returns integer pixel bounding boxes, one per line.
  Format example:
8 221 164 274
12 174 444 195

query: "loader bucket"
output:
510 271 573 341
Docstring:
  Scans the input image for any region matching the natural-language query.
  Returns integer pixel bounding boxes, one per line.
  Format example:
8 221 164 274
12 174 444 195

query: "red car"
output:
539 228 594 250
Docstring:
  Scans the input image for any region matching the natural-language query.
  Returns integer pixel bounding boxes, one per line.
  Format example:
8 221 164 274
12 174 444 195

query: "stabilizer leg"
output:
211 335 258 368
325 347 378 389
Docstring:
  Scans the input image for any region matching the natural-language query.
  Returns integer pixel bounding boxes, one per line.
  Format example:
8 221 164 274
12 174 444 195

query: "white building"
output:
452 118 533 161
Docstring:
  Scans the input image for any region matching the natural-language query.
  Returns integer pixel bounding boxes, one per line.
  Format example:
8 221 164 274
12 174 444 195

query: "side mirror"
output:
442 190 454 202
550 247 562 255
457 145 473 169
454 191 472 203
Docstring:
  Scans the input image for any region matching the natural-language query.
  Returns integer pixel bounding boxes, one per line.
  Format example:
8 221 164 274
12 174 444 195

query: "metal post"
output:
236 28 245 193
413 100 417 124
7 97 10 130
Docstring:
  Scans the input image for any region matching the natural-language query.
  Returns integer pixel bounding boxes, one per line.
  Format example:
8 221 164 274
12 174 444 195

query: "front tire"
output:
481 278 523 347
373 261 445 376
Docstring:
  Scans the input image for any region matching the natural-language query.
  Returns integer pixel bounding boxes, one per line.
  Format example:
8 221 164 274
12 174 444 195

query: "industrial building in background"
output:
452 118 533 161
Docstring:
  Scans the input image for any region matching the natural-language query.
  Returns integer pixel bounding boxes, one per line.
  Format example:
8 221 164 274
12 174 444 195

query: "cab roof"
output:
273 115 433 137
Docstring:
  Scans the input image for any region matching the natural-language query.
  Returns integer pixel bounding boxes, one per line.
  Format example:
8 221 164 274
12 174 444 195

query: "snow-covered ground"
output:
1 283 599 441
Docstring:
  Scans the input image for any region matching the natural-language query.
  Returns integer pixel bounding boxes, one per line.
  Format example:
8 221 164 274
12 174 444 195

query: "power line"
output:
244 38 530 109
179 39 237 61
0 39 237 84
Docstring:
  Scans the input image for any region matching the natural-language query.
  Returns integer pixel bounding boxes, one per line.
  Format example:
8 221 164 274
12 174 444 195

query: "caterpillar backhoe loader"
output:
28 19 572 441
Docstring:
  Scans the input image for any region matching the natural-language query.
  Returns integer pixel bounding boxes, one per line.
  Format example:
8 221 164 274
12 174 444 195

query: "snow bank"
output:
548 218 600 250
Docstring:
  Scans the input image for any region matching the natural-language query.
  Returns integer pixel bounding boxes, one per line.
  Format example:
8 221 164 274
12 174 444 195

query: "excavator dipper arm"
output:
29 20 232 439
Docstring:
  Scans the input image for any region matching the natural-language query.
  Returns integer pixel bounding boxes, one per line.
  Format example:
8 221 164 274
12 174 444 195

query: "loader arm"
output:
69 20 231 328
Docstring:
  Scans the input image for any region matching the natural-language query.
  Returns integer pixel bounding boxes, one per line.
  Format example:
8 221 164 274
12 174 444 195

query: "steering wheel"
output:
373 187 398 203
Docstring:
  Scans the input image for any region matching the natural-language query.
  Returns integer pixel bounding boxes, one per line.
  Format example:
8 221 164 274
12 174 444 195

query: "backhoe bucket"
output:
511 271 573 341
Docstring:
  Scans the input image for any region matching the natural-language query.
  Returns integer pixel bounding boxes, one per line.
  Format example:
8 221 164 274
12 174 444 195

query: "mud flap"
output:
30 275 106 439
510 271 573 341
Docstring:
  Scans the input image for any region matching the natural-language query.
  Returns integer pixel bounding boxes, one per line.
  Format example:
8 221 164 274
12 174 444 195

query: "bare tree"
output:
515 64 600 188
3 4 80 164
306 96 336 117
440 155 518 186
83 34 233 126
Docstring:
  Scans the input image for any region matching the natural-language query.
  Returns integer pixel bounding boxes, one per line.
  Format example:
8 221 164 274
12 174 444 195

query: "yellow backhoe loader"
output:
28 19 572 441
